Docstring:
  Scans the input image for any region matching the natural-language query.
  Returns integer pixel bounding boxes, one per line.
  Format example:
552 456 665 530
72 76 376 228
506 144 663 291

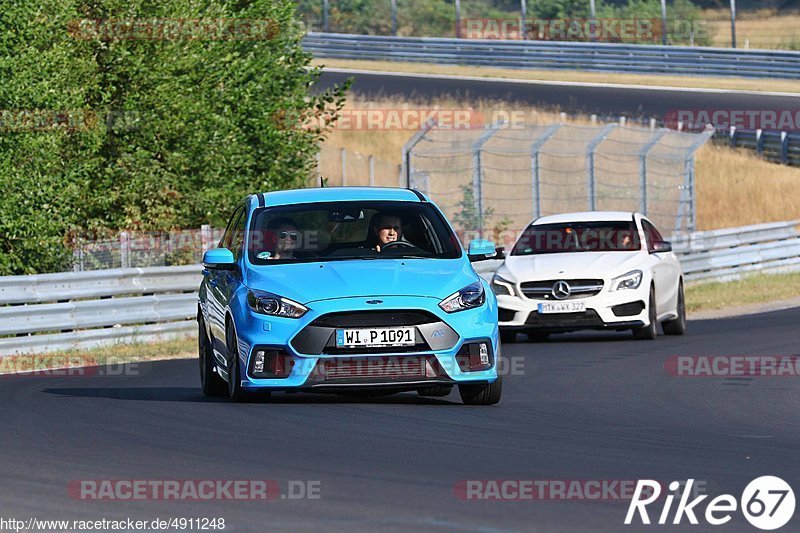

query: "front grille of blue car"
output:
311 310 438 327
290 309 459 356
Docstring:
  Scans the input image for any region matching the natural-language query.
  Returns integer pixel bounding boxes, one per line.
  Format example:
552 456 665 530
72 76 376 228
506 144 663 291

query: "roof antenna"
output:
319 175 326 188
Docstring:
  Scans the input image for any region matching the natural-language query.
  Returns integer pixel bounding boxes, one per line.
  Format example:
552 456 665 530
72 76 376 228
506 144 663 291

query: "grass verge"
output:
0 336 196 375
313 58 800 95
686 271 800 314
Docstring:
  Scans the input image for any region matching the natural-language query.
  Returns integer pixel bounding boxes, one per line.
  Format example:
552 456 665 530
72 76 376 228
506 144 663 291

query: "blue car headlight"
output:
439 281 486 313
247 289 308 318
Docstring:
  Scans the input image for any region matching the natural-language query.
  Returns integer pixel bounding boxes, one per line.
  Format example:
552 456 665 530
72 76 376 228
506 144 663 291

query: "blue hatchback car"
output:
197 187 502 404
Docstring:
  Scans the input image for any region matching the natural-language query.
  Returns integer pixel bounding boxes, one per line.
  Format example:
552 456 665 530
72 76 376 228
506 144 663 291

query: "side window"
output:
642 220 663 253
220 207 243 250
230 207 248 260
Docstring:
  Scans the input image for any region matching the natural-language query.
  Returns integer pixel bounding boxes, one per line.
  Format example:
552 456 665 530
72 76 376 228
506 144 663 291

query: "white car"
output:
492 211 686 342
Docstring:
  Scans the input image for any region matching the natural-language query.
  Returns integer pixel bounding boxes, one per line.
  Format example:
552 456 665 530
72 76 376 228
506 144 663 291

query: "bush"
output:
0 0 348 275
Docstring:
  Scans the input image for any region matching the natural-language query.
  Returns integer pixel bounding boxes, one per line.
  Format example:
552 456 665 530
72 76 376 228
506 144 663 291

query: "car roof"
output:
532 211 637 225
259 187 423 207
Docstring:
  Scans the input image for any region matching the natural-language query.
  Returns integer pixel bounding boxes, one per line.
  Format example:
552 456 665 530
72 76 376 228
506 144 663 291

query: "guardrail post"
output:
638 130 668 216
530 124 560 220
323 0 329 32
390 0 397 36
586 124 617 212
472 121 505 235
756 129 764 155
730 126 737 148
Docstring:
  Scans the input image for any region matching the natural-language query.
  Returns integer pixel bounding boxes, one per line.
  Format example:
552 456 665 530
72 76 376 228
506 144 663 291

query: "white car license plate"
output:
538 302 586 314
335 327 416 348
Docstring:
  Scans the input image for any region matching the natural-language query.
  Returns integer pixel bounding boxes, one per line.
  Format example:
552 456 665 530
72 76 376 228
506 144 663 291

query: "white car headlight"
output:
439 282 486 313
490 275 517 297
611 270 643 291
247 290 308 318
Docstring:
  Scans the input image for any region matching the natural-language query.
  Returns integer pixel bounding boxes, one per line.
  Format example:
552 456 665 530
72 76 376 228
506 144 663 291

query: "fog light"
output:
456 341 494 372
254 351 265 373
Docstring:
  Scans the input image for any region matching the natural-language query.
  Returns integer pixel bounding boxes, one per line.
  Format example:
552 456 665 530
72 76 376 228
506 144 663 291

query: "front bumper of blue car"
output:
231 295 499 392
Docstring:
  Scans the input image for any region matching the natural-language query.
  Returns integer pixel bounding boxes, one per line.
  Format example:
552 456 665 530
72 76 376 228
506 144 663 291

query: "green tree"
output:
0 0 348 274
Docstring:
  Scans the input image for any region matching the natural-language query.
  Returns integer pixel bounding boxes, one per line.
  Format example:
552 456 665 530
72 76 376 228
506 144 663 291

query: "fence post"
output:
120 231 131 269
323 0 329 32
639 130 668 216
340 148 347 186
391 0 397 36
369 155 375 186
455 0 461 38
472 122 504 235
400 118 436 187
586 124 617 212
201 224 213 253
530 124 561 220
781 131 789 164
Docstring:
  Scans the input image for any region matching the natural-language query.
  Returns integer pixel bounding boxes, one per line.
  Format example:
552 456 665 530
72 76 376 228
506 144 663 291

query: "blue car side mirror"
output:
468 239 497 262
203 248 236 270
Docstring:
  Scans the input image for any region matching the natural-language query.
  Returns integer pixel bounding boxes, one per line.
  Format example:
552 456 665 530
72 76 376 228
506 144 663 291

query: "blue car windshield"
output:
248 201 463 264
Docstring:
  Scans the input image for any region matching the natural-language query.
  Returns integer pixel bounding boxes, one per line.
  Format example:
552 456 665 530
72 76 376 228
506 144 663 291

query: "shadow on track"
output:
41 387 461 405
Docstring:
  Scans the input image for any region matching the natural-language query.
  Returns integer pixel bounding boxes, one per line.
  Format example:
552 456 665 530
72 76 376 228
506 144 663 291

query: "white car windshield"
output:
511 221 640 255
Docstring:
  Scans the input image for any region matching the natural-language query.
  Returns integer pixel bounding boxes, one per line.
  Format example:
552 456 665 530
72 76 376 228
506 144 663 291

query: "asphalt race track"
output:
2 308 799 532
316 70 800 122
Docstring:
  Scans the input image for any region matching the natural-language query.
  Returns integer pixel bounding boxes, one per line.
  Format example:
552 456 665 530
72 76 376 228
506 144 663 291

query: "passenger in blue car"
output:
266 217 299 260
367 213 403 252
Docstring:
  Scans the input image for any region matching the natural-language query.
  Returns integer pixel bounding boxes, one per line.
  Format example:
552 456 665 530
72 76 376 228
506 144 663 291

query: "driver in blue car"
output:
369 213 403 252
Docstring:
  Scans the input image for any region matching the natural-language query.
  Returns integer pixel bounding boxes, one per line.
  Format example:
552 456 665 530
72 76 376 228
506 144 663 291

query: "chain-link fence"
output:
72 226 224 271
405 121 713 244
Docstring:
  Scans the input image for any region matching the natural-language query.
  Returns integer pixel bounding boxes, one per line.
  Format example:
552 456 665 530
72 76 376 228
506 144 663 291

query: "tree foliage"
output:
0 0 348 274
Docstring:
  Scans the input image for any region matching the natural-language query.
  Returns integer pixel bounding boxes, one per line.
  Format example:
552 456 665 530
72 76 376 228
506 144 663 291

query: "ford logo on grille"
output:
366 300 383 305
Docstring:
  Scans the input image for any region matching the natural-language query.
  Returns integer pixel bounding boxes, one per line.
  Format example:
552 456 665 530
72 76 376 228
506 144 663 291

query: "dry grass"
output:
0 336 196 375
320 95 800 231
695 144 800 229
312 58 800 95
703 9 800 50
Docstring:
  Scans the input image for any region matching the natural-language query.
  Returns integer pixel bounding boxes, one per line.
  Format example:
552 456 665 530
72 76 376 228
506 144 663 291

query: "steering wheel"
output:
381 240 414 250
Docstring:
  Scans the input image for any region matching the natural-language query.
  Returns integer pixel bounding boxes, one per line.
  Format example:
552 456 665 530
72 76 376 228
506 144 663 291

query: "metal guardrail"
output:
304 33 800 79
1 220 798 355
0 266 201 356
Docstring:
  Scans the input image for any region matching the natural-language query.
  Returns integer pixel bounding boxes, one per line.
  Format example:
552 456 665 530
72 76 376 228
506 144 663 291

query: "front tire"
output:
225 322 264 403
525 331 549 343
632 286 657 341
199 315 226 397
459 377 502 405
500 330 517 344
662 281 687 336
